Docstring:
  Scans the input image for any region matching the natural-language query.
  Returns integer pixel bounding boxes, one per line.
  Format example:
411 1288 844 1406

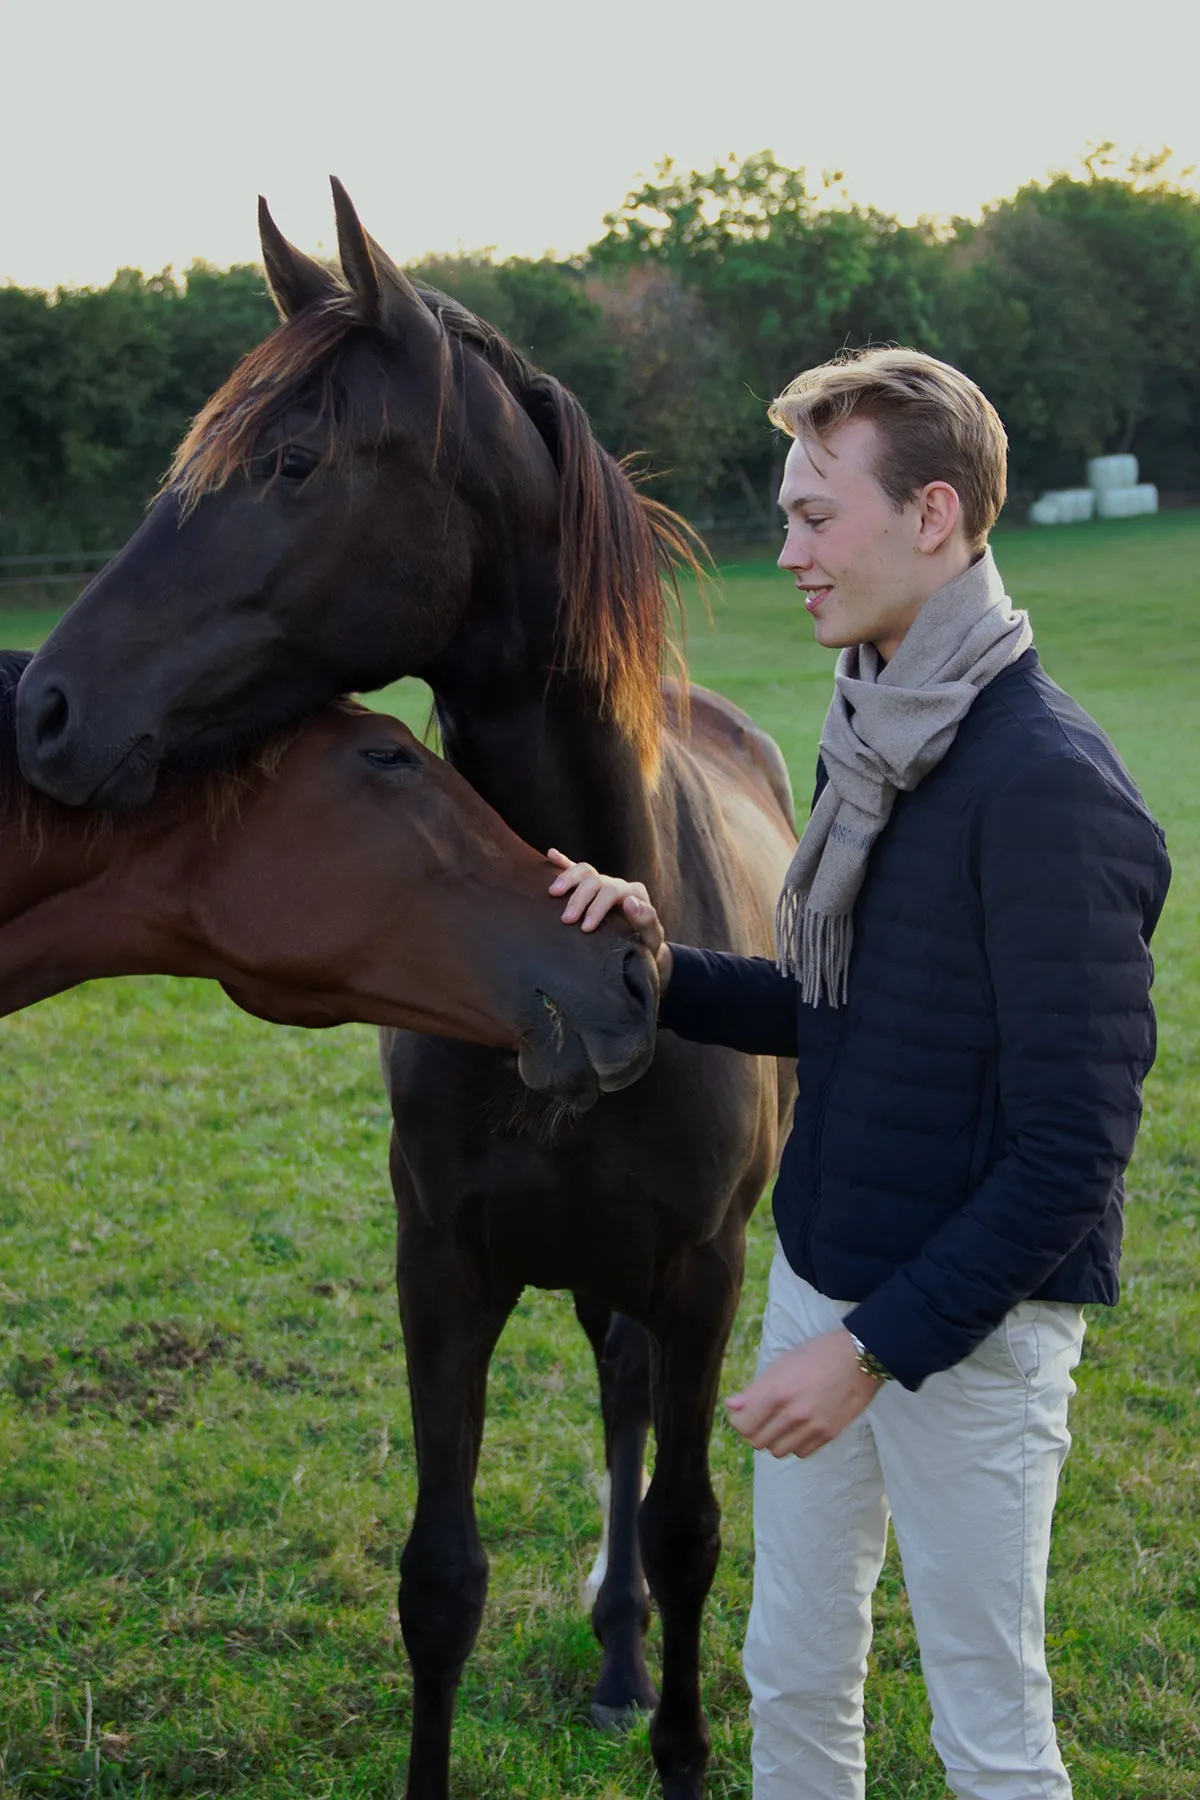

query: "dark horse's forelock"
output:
167 295 363 514
167 283 706 774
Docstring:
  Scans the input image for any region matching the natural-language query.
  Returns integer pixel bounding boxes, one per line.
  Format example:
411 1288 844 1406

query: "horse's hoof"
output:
590 1699 653 1732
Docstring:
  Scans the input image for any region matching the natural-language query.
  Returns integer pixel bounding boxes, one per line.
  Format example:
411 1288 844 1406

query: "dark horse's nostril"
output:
31 682 71 751
620 943 657 1016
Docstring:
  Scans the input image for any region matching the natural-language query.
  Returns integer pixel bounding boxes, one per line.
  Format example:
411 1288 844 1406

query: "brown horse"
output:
16 184 796 1799
0 649 656 1097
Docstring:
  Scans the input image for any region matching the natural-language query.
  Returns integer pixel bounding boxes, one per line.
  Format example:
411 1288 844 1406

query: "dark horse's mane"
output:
168 287 706 772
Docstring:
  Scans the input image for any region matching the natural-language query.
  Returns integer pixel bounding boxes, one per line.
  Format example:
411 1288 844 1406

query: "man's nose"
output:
778 527 810 573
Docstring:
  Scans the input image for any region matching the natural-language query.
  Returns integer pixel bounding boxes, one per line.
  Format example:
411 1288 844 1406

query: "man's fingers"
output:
562 875 606 922
727 1384 788 1441
547 859 664 942
583 891 620 931
622 895 663 945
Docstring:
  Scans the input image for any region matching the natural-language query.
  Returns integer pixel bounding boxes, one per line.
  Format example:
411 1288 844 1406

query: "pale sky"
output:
4 0 1198 290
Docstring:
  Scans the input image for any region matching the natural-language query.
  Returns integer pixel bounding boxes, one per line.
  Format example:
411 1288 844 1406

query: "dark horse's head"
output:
18 180 696 808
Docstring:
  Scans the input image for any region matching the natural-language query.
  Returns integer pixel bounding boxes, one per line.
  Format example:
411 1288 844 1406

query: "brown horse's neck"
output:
0 803 202 1019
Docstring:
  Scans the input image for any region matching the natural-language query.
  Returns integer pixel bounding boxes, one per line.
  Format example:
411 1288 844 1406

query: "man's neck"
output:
875 543 983 662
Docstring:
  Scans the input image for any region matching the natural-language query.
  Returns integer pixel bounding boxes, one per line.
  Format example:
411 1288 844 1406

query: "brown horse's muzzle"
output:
516 941 658 1107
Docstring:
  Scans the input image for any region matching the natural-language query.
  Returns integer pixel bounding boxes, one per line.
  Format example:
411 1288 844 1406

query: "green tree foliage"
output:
938 150 1200 492
591 153 946 517
2 151 1198 552
0 265 274 554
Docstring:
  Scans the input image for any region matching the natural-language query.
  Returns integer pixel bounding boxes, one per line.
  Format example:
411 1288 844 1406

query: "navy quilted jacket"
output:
659 650 1170 1389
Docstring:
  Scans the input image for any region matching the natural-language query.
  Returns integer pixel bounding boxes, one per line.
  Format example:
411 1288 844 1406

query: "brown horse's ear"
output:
329 176 442 349
258 196 341 319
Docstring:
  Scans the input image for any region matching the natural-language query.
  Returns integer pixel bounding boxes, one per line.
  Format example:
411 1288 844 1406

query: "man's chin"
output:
811 619 858 651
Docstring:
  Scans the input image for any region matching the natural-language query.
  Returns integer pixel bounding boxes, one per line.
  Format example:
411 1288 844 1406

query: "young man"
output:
547 348 1170 1800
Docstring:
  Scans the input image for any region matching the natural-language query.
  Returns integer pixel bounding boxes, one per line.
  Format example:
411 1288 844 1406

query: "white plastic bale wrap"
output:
1087 454 1140 490
1029 488 1097 525
1095 483 1159 520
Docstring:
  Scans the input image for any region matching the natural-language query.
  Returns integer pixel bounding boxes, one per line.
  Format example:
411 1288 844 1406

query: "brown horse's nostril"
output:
620 943 658 1017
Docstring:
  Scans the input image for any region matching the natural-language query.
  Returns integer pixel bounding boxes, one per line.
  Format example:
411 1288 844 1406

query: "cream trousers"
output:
744 1240 1086 1800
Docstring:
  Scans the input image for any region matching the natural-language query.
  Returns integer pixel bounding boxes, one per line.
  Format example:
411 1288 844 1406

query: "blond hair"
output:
769 348 1007 551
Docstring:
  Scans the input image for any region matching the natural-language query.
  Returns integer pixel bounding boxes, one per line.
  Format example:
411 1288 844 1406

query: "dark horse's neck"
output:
423 559 665 895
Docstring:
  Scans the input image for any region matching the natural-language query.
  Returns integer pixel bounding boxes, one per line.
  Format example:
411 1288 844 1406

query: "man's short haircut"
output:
769 348 1008 550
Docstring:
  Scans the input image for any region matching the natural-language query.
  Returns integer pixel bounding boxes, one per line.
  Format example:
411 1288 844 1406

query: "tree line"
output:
3 147 1198 555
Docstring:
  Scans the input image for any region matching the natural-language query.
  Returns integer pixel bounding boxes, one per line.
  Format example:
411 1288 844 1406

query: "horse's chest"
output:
385 1033 771 1304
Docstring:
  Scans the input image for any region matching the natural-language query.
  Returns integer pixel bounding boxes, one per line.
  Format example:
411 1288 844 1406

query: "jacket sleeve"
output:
844 751 1169 1390
657 945 799 1057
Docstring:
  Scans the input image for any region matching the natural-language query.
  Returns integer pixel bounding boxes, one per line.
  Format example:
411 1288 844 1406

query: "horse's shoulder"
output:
662 680 795 836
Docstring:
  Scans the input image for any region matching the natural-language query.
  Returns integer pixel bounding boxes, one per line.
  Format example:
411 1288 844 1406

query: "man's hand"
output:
726 1328 882 1458
546 848 673 989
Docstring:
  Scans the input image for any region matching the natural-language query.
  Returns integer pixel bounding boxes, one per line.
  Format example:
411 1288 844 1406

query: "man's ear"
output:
915 481 962 555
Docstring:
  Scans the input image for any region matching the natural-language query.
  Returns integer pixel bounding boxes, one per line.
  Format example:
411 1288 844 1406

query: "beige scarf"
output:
776 550 1033 1006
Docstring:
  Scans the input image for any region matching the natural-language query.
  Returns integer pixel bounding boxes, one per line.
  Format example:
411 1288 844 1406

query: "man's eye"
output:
277 445 320 480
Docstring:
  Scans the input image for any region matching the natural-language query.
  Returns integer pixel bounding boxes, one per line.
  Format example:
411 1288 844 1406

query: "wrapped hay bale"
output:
1087 454 1139 491
1029 488 1097 525
1094 483 1159 520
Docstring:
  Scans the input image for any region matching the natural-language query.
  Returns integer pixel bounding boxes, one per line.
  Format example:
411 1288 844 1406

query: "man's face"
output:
777 417 939 661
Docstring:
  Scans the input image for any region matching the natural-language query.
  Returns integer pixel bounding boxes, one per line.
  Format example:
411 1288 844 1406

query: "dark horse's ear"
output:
329 176 442 351
258 196 341 319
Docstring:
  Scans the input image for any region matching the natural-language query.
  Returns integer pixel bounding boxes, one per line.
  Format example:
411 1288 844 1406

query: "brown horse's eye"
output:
362 745 420 770
277 445 320 480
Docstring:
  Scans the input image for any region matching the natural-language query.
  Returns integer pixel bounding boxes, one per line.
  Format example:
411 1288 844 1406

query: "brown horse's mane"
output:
0 651 32 791
168 284 708 773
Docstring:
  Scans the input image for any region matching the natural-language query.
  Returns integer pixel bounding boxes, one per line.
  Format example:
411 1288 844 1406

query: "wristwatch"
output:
848 1331 894 1383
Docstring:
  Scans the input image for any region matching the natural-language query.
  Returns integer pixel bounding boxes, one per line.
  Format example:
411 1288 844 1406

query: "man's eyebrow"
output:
780 494 835 513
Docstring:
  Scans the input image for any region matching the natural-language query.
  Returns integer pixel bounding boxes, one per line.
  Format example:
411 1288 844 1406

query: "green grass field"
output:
2 513 1198 1799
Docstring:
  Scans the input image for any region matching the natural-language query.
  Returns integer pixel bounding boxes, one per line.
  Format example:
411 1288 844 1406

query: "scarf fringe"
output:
775 889 852 1009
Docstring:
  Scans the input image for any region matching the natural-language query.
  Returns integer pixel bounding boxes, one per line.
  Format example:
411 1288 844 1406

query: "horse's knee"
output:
639 1486 721 1610
399 1536 488 1675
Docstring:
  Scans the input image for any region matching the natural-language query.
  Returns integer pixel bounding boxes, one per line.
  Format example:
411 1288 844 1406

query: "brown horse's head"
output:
1 673 657 1104
17 182 694 809
198 705 659 1100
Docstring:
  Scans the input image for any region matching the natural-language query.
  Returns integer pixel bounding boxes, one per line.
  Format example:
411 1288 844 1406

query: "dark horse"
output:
0 649 656 1092
17 184 796 1798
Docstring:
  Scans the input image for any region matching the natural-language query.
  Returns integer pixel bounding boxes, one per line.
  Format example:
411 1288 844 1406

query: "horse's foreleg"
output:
640 1235 746 1800
396 1207 518 1800
573 1296 658 1725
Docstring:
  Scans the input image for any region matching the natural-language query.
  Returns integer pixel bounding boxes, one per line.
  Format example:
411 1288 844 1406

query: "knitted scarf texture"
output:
776 550 1033 1006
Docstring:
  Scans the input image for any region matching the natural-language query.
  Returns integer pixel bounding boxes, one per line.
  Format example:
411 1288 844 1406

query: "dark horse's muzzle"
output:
16 659 162 809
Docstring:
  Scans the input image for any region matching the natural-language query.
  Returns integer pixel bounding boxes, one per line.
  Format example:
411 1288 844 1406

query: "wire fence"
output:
0 550 121 591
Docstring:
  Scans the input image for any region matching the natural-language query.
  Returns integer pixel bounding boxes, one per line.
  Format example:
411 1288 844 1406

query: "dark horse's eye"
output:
277 445 320 481
361 745 421 770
